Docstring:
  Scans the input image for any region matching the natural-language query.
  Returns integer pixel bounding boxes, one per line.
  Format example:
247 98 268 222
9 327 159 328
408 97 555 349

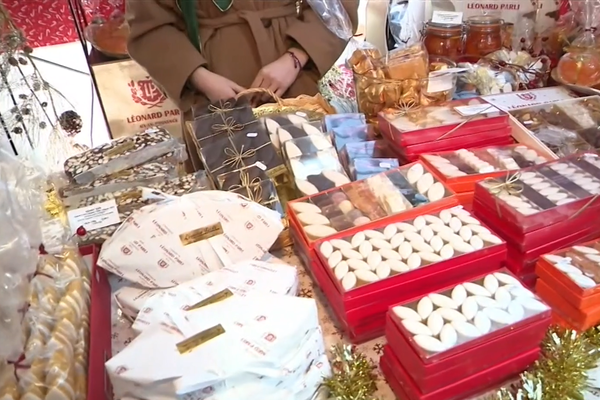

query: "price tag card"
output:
67 199 121 233
431 11 463 25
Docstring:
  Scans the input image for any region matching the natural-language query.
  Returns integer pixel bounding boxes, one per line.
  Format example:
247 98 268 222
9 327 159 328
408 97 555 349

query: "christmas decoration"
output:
323 345 379 400
497 325 600 400
58 110 83 136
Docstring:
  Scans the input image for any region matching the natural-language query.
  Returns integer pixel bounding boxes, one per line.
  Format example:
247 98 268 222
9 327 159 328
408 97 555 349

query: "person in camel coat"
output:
127 0 360 111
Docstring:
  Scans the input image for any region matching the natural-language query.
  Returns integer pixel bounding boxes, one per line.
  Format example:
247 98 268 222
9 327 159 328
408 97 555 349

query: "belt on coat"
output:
197 4 298 67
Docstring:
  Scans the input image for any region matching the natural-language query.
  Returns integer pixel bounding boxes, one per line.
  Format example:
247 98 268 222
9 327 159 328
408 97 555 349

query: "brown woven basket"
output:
237 87 335 119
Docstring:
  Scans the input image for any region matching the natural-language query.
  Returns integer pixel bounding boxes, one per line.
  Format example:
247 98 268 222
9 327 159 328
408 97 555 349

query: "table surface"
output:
108 248 502 399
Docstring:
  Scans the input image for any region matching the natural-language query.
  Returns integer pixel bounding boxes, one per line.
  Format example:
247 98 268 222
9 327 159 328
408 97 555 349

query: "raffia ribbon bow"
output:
208 101 234 117
212 117 244 136
484 172 523 217
228 170 262 192
222 146 257 171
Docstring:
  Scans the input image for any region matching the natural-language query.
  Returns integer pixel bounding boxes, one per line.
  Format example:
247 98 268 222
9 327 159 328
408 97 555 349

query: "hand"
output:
189 67 245 102
251 49 308 98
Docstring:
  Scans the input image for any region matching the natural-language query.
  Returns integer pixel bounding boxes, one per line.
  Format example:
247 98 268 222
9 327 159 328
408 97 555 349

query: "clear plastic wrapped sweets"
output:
0 150 45 363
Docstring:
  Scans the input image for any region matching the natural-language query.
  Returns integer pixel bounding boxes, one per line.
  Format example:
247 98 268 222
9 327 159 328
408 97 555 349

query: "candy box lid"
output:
384 313 545 392
473 153 600 234
312 205 505 298
398 126 513 158
378 98 509 147
348 158 399 181
535 278 600 331
420 144 550 190
537 238 600 300
388 268 551 364
324 113 366 132
381 344 540 400
332 124 377 152
287 161 458 246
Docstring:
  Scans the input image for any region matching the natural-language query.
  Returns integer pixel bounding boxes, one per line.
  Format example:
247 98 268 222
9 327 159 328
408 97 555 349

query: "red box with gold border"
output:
419 144 552 194
385 269 550 383
300 205 506 343
380 344 539 400
473 154 600 235
535 238 600 309
536 278 600 331
378 97 510 148
80 245 113 400
287 161 459 266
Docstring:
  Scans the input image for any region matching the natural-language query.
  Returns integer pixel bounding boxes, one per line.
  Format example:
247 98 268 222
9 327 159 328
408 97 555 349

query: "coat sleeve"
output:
285 0 359 77
127 0 206 109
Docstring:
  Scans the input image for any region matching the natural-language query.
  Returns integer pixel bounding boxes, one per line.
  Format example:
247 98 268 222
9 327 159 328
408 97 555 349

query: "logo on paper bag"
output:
255 315 266 322
114 366 128 375
246 279 255 286
516 92 536 101
121 246 132 255
128 76 167 109
264 333 277 342
245 222 254 230
142 307 153 313
158 259 168 269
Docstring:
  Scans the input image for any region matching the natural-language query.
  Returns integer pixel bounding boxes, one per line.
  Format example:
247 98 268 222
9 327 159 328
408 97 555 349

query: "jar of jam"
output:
423 22 464 60
464 16 503 60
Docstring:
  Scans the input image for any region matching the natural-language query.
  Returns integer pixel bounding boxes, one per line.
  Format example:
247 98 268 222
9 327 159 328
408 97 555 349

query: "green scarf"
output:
178 0 233 52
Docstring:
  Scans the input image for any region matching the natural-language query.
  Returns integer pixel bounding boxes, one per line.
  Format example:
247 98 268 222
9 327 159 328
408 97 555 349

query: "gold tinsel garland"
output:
323 345 379 400
324 325 600 400
497 325 600 400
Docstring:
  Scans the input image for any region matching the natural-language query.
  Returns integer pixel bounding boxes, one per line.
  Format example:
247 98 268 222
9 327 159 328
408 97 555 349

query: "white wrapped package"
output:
98 191 284 288
113 260 298 327
106 293 323 399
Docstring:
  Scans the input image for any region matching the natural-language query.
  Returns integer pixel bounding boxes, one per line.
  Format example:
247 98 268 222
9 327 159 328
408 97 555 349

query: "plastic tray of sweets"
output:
378 97 509 147
287 161 457 248
384 313 546 393
536 238 600 308
473 153 600 234
388 268 550 369
472 197 600 252
420 144 550 193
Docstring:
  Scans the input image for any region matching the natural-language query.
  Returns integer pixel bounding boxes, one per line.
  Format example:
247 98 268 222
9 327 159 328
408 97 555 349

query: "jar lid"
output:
426 21 463 29
467 15 503 25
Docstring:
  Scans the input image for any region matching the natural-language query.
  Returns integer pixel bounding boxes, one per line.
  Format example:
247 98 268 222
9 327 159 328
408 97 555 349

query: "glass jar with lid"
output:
464 16 503 60
423 22 464 60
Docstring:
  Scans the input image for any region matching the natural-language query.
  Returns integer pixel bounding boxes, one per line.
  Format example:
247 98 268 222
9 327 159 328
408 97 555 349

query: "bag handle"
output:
177 0 201 52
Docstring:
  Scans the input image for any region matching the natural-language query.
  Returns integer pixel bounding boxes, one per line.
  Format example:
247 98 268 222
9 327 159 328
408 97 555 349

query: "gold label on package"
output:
105 140 136 157
176 324 225 354
186 289 233 311
266 164 286 179
118 189 143 201
109 169 134 179
179 222 224 245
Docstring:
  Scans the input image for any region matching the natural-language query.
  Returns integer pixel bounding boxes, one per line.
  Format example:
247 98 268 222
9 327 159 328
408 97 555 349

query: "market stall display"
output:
12 0 600 396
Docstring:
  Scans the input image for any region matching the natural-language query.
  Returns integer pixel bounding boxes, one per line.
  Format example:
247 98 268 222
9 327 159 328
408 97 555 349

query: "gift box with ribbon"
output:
200 120 285 186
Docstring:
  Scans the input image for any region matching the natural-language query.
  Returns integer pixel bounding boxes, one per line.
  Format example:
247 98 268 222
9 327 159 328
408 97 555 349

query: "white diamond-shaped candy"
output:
440 324 458 348
393 306 421 321
427 311 444 335
402 320 432 336
483 275 499 295
451 284 467 306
